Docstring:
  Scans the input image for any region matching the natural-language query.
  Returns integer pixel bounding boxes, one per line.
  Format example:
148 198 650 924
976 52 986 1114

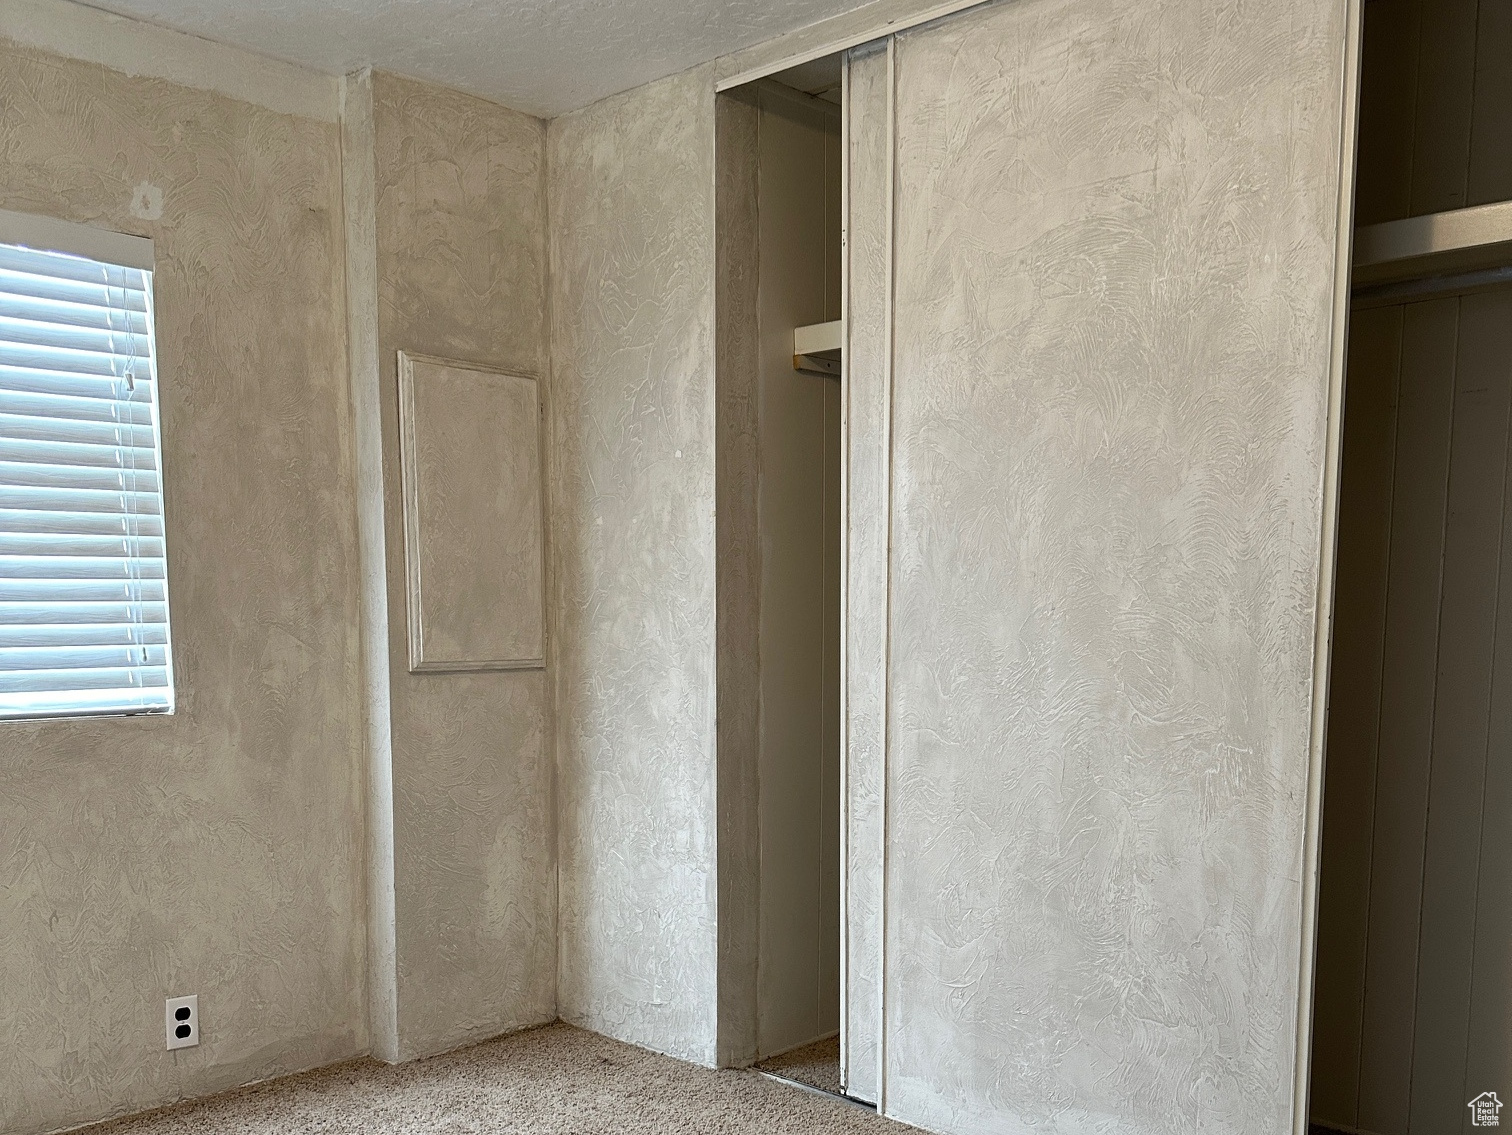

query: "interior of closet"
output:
714 54 847 1095
1310 1 1512 1132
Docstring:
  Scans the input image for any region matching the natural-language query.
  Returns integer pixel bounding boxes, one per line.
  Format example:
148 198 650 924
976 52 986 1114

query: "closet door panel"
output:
841 40 892 1106
871 0 1356 1129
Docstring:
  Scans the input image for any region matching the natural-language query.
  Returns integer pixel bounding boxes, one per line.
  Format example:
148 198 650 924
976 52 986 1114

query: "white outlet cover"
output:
165 994 198 1050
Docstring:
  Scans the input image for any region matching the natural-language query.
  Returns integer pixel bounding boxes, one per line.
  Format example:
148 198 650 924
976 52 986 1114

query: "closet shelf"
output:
1354 199 1512 286
794 320 842 376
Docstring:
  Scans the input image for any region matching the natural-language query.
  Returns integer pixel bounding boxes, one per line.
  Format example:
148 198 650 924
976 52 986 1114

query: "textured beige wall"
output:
0 39 366 1135
862 0 1354 1130
549 63 722 1066
369 71 556 1059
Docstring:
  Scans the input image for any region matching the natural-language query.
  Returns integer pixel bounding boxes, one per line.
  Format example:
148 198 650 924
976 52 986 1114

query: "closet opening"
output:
1309 2 1512 1133
714 51 851 1102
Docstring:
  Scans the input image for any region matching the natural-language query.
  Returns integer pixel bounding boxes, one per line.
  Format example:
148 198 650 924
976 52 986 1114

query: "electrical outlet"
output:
165 994 198 1050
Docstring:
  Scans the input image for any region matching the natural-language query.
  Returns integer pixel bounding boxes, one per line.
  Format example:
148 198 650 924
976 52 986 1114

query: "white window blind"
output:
0 211 174 720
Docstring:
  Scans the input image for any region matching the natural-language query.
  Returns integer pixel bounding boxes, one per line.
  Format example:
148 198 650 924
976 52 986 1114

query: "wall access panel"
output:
397 352 545 672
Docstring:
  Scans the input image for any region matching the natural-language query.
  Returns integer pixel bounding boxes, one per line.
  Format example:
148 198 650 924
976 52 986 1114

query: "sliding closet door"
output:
842 0 1358 1130
840 40 890 1106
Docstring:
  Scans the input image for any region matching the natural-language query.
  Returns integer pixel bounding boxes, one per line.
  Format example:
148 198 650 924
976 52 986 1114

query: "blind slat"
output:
0 412 159 448
0 319 152 358
0 460 160 493
0 486 163 515
0 509 163 537
0 600 168 624
0 437 158 469
0 665 170 694
0 236 172 718
0 689 166 719
0 533 165 557
0 246 147 287
0 577 166 601
0 644 169 669
0 342 154 378
0 297 151 335
0 622 169 647
0 555 167 580
0 268 149 310
0 389 156 425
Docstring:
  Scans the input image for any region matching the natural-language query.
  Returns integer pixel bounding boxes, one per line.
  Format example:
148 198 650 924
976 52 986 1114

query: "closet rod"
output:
1353 199 1512 287
1353 264 1512 308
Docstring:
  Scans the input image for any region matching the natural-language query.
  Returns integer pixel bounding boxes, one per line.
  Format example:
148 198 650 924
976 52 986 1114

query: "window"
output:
0 209 174 720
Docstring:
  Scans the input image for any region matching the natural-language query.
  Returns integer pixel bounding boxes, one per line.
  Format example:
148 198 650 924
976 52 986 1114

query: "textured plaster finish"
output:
549 64 722 1066
0 40 365 1135
396 356 545 671
372 71 555 1058
840 42 890 1107
78 0 879 118
872 0 1352 1131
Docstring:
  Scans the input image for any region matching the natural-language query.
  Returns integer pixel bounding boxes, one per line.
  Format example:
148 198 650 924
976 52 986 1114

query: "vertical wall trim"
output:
538 99 561 1031
838 49 854 1091
1293 1 1366 1130
339 67 399 1063
546 99 566 1031
877 32 897 1118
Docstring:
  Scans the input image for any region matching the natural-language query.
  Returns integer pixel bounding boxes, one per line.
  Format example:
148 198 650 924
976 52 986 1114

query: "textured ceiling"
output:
75 0 874 117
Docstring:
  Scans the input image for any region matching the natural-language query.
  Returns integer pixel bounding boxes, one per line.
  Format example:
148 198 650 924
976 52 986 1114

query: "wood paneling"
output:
1355 0 1512 224
1465 296 1512 1122
1406 0 1478 216
1313 290 1512 1134
1467 1 1512 206
1410 291 1512 1132
1309 305 1402 1126
1357 299 1458 1135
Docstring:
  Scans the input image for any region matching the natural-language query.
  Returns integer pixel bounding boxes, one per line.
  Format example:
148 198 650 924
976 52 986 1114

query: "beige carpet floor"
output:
754 1035 843 1097
77 1023 899 1134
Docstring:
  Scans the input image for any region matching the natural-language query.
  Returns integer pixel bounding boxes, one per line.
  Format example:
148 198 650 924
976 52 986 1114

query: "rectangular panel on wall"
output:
397 351 544 672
